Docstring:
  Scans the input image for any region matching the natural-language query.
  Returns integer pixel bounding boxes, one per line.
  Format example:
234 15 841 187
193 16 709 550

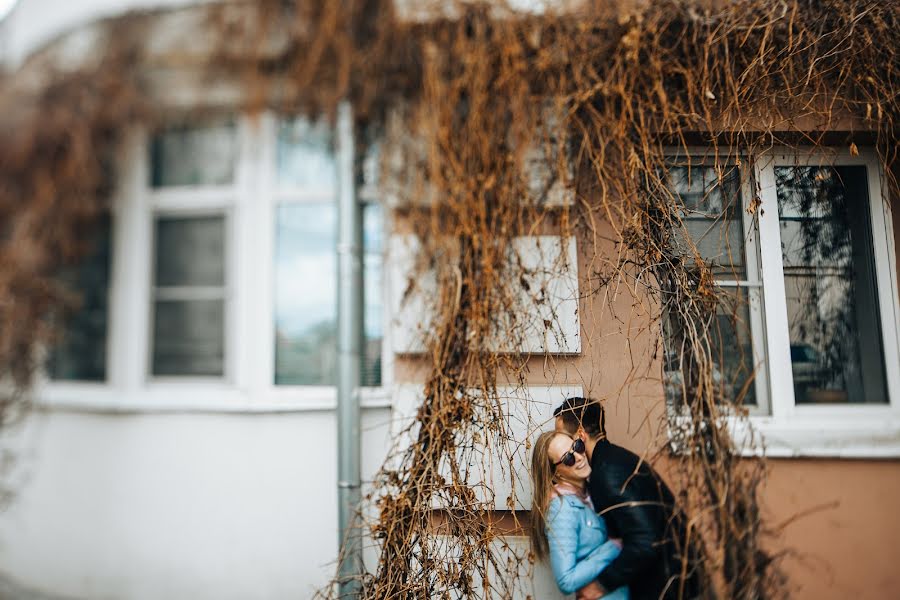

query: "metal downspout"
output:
336 100 363 598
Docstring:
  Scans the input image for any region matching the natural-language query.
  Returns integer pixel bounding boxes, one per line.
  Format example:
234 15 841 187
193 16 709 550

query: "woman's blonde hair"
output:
530 430 566 560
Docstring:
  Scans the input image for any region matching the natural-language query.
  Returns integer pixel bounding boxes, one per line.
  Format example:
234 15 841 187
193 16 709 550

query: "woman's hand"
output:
610 538 623 550
575 580 607 599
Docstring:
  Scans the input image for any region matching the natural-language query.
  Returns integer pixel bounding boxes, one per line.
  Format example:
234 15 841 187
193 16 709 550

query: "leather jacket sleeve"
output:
592 462 662 592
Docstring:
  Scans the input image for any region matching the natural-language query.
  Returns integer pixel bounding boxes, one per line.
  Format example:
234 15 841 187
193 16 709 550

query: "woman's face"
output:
548 432 591 482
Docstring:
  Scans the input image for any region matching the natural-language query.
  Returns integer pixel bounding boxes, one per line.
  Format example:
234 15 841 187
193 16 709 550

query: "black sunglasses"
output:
552 438 586 468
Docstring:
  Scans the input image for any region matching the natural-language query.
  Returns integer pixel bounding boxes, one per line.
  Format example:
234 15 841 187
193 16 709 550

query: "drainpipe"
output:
336 99 363 598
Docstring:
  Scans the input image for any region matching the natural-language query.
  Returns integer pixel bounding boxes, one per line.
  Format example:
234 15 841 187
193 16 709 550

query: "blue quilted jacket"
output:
546 493 630 598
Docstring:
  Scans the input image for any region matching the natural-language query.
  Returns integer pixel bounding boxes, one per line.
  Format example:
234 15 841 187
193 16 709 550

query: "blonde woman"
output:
531 431 629 599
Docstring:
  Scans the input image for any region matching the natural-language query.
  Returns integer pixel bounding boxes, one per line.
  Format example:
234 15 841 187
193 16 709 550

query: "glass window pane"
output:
151 122 237 187
664 287 757 407
276 117 337 190
273 202 384 387
361 140 381 191
274 203 337 385
667 165 746 278
47 217 112 381
776 165 888 404
152 299 224 376
155 216 225 287
362 203 383 387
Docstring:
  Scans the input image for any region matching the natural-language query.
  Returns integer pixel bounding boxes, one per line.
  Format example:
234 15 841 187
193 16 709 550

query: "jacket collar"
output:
553 483 594 510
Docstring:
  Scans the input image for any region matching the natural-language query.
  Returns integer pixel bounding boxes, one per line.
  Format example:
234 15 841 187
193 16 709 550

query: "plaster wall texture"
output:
571 213 900 600
0 408 393 599
765 459 900 599
0 406 569 600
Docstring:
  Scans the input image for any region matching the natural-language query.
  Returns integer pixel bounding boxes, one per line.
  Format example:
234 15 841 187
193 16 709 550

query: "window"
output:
41 112 387 409
665 148 900 456
273 117 384 387
662 162 767 412
775 165 888 405
151 214 227 377
274 202 337 385
148 121 235 380
150 122 237 187
362 202 384 386
46 215 112 382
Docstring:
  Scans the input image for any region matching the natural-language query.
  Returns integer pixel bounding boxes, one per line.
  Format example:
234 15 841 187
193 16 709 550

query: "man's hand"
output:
575 580 606 600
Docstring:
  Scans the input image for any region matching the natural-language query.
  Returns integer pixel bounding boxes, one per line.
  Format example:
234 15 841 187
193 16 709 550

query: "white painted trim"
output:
32 383 393 413
670 413 900 458
152 287 227 300
249 112 277 397
127 127 153 392
745 286 769 415
107 128 143 391
745 415 900 458
147 189 237 210
740 157 769 415
755 151 797 419
272 190 336 203
867 155 900 412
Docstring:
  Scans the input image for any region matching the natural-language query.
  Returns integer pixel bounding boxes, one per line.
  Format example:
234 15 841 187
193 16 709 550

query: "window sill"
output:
746 413 900 459
668 408 900 459
32 383 393 414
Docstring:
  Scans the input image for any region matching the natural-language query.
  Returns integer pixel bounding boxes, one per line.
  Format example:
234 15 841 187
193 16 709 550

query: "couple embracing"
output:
530 397 701 600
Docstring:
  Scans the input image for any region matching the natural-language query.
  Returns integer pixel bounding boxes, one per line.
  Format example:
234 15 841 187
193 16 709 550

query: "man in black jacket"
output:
553 397 700 600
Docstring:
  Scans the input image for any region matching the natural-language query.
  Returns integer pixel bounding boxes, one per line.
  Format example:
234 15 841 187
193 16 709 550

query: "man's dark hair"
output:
553 396 606 438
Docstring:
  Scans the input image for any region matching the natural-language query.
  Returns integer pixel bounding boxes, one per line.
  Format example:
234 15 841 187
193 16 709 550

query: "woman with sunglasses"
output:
530 431 629 599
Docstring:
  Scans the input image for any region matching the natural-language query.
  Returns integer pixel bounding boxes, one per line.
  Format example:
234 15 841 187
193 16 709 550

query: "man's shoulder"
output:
588 441 639 496
591 440 673 495
593 439 642 469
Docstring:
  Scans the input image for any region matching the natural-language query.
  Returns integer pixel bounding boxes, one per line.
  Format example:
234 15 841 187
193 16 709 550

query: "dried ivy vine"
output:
1 0 898 598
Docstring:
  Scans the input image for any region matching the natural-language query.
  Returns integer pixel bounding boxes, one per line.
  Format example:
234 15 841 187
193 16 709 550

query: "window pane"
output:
155 216 225 287
152 299 224 376
47 217 112 381
361 140 381 190
668 165 746 279
363 203 383 387
274 203 337 385
776 165 888 404
276 117 337 190
664 287 757 407
151 122 237 187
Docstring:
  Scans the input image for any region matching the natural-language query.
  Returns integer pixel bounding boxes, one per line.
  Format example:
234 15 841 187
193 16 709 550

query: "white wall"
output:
0 407 393 599
0 0 213 69
0 404 569 600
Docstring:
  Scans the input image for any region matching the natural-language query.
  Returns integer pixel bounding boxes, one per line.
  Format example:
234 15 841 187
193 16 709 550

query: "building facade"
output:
1 1 899 599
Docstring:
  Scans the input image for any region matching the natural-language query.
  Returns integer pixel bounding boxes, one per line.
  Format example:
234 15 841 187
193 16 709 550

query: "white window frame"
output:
747 147 900 457
667 147 900 456
36 112 392 412
260 112 393 406
663 153 770 416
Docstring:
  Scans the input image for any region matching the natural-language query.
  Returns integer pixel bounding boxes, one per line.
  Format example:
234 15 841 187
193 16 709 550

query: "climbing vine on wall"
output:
1 0 898 597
